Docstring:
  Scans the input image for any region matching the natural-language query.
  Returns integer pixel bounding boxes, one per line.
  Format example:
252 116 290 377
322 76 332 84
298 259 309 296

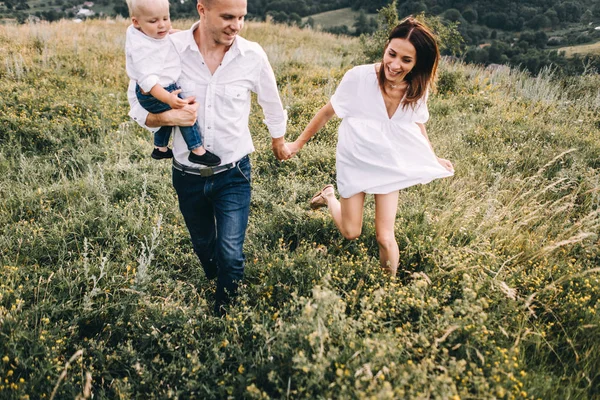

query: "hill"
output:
0 19 599 399
301 7 376 31
559 40 600 57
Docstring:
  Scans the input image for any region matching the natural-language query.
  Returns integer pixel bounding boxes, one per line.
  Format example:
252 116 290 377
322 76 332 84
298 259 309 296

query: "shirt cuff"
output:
129 105 159 133
139 75 159 93
264 110 287 138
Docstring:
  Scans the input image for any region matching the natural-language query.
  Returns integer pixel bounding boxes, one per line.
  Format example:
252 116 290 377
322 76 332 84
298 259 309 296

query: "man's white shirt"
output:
125 24 181 92
128 21 288 167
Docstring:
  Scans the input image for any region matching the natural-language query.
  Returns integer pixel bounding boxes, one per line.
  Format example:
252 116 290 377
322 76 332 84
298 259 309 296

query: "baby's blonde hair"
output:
126 0 169 17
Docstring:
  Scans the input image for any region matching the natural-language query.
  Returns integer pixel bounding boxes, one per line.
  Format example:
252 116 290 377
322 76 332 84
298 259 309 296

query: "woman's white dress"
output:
330 64 453 198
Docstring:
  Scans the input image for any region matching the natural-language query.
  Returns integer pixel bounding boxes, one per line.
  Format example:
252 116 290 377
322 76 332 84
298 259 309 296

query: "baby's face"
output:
133 1 171 40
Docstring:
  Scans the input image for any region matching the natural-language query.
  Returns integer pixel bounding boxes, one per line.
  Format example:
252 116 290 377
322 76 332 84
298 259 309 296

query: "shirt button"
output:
208 126 211 129
208 105 212 108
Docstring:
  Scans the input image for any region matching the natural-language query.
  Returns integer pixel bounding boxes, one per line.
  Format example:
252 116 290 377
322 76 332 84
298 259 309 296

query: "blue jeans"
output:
172 156 251 312
135 83 203 150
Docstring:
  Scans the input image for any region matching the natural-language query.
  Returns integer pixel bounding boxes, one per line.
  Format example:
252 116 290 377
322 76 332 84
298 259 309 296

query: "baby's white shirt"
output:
125 24 181 93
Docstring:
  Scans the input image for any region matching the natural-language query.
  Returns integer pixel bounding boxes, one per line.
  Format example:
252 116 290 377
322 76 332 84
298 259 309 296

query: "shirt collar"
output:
178 20 247 57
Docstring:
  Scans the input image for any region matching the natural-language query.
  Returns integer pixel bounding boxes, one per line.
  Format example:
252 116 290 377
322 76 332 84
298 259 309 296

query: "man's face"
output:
198 0 247 46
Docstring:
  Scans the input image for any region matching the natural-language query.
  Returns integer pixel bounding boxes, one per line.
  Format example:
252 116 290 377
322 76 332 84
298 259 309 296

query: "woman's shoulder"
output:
340 64 377 84
345 64 377 75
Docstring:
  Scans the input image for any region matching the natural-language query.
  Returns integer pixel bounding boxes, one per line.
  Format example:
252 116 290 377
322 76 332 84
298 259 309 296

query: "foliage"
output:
1 19 600 399
360 1 464 63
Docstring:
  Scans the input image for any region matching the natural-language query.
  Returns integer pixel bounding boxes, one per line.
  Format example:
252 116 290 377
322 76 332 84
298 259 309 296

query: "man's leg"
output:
211 157 251 313
172 168 218 280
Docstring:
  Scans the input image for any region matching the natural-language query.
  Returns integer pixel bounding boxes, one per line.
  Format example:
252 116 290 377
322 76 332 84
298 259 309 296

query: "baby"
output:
125 0 220 166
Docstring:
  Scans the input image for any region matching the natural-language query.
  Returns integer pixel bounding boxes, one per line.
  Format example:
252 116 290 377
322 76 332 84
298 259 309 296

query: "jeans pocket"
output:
236 160 251 184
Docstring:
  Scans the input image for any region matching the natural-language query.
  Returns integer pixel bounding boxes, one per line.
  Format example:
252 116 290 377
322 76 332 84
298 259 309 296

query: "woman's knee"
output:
341 225 362 240
376 233 397 249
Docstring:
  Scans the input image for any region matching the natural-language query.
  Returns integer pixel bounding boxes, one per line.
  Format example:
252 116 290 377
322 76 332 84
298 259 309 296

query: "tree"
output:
398 1 427 17
464 47 489 64
544 9 559 27
534 31 547 48
462 8 477 24
114 2 128 17
526 14 550 29
482 12 507 30
443 8 462 23
353 10 370 35
580 10 593 24
360 0 400 62
360 0 464 62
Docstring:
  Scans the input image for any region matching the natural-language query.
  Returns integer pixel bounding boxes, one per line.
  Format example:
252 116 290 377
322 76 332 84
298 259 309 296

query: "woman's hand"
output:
437 157 454 172
287 140 304 157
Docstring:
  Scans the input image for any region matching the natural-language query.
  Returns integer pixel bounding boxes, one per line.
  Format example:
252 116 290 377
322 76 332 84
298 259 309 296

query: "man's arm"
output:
127 80 198 128
255 52 292 160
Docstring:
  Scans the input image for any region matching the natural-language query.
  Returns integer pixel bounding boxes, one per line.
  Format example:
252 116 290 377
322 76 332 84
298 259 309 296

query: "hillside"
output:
559 40 600 57
0 19 599 399
301 7 377 32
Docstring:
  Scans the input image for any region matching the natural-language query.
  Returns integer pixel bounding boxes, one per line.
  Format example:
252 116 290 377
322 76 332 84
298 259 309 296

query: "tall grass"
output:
0 19 599 399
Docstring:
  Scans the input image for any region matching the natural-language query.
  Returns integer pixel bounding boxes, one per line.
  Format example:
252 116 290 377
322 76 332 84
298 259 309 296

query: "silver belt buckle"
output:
199 167 214 177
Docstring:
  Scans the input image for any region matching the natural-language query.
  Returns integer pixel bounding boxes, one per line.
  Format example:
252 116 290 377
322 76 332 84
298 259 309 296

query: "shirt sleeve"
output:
330 67 359 119
127 80 159 133
131 46 161 92
413 90 430 124
255 50 287 138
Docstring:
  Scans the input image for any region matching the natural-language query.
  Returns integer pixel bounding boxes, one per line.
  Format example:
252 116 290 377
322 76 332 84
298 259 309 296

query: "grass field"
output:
0 18 599 399
559 40 600 57
301 7 377 31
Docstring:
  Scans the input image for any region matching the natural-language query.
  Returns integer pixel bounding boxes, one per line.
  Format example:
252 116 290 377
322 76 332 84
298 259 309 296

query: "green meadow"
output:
0 18 599 399
301 7 377 31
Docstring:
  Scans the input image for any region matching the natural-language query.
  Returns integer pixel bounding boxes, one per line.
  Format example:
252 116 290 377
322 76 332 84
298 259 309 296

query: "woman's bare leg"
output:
322 188 365 240
374 191 400 276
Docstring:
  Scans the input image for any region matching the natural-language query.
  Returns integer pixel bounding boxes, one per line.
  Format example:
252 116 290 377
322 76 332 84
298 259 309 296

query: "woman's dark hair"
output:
378 16 440 109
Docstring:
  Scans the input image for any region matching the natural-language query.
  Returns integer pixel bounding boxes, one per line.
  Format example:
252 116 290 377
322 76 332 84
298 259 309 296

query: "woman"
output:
289 17 454 276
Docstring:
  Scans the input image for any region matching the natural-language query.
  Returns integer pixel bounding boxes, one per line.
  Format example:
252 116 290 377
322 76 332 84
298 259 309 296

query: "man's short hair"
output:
198 0 214 8
126 0 169 17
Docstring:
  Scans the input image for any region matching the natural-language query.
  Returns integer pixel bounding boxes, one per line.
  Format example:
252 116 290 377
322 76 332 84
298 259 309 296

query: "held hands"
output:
271 137 292 161
287 140 304 157
437 157 454 172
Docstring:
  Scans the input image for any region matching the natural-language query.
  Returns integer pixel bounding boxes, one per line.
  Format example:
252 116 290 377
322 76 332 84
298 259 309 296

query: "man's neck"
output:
194 22 231 59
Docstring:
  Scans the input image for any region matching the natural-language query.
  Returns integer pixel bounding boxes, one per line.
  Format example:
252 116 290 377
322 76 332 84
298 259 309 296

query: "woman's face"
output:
382 38 417 84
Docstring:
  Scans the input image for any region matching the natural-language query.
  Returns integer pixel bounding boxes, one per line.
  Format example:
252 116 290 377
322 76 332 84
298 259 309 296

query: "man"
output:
128 0 291 314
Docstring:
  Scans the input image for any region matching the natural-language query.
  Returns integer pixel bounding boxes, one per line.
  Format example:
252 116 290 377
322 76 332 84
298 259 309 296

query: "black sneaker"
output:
188 150 221 166
151 148 173 160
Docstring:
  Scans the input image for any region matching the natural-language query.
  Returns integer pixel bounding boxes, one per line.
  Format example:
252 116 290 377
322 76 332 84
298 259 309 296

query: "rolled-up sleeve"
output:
138 74 159 94
127 80 159 132
255 52 287 138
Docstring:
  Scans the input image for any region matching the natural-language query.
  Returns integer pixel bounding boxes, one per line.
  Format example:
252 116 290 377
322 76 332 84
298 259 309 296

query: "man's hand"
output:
271 137 292 161
146 98 198 127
